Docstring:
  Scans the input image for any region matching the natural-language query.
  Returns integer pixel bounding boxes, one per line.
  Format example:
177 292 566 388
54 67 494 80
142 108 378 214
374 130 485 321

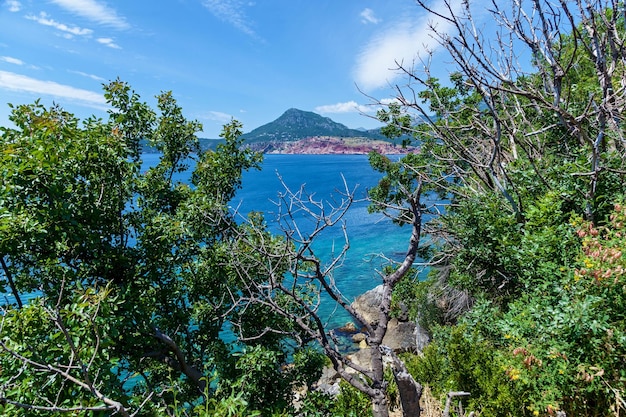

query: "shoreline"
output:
246 136 418 155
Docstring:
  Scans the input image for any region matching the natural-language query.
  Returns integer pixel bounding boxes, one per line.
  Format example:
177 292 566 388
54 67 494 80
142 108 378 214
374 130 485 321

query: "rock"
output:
397 301 410 322
351 285 385 326
352 333 366 343
414 320 431 352
314 366 341 396
348 347 373 370
337 321 358 334
381 318 416 352
351 284 431 353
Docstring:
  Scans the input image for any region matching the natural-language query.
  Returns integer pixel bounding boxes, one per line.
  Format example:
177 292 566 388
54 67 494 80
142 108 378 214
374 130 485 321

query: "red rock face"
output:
264 136 418 155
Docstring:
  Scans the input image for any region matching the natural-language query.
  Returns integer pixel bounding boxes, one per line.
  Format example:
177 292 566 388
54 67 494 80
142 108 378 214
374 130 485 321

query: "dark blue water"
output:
9 154 413 330
160 153 413 328
231 154 413 328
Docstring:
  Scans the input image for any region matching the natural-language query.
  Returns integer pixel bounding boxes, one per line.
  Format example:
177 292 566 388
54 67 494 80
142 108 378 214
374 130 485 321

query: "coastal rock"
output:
413 319 431 352
351 285 385 326
382 318 423 353
338 322 358 334
352 333 366 343
348 347 373 370
314 366 341 396
351 285 430 353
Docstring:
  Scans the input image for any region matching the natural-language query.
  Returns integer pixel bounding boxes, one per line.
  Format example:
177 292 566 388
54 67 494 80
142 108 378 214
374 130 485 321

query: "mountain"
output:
241 108 386 143
143 108 415 154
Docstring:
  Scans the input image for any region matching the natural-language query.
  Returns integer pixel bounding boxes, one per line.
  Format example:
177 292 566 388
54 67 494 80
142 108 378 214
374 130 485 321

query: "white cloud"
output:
354 0 461 91
0 56 40 70
200 110 233 122
49 0 129 30
69 70 106 81
26 12 93 37
4 0 21 12
96 37 120 49
1 56 24 65
315 101 372 114
360 8 380 25
201 0 257 38
0 70 107 108
315 99 402 115
380 98 401 106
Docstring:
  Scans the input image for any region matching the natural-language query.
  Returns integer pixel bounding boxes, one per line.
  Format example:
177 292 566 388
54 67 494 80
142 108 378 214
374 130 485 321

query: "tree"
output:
373 0 626 415
0 81 316 415
215 159 430 417
5 1 625 415
383 0 626 221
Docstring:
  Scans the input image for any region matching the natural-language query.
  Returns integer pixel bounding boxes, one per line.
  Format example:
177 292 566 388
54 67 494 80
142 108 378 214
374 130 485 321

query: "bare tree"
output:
220 171 427 417
383 0 626 223
219 2 626 416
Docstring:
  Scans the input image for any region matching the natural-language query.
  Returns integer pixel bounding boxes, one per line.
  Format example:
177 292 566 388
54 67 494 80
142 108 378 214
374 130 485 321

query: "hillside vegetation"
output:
242 108 385 143
0 1 626 417
370 0 626 415
181 108 403 154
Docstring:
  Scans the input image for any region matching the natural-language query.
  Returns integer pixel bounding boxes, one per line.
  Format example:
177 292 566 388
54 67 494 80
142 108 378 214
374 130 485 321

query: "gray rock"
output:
414 320 431 352
313 366 341 396
352 332 367 343
351 285 385 326
351 284 430 353
382 318 416 352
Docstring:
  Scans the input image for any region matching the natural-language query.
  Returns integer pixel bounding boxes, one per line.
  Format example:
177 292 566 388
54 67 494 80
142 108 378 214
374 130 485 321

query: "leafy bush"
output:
298 381 373 417
408 202 626 416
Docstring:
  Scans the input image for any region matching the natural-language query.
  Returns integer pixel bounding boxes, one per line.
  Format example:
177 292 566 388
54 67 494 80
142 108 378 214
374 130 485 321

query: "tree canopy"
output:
0 80 324 416
2 0 626 416
374 0 626 415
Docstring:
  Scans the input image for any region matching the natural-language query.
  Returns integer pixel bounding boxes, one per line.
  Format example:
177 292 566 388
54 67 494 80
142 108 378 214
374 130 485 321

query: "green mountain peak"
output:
241 108 383 143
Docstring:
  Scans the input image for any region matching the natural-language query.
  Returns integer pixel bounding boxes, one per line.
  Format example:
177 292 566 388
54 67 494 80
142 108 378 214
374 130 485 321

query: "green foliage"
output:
298 381 373 417
292 347 327 390
405 272 446 330
373 3 626 416
215 345 326 416
399 179 626 411
0 286 129 416
409 325 522 417
389 271 417 320
0 81 314 415
228 345 292 415
376 103 413 146
405 201 626 415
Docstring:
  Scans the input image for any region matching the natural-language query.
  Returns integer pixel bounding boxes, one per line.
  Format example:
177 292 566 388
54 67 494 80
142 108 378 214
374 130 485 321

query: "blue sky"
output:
0 0 459 138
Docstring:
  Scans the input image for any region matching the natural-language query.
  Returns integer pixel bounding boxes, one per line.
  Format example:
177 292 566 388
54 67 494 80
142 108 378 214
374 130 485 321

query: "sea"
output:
7 154 416 331
228 154 414 329
162 152 416 329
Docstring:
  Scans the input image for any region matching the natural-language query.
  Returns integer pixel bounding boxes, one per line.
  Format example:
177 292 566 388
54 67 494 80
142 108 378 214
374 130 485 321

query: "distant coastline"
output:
246 136 417 155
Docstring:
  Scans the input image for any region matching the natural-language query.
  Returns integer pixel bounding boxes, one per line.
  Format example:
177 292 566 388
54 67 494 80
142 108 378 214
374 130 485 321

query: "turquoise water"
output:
231 154 413 329
160 152 414 329
9 154 414 330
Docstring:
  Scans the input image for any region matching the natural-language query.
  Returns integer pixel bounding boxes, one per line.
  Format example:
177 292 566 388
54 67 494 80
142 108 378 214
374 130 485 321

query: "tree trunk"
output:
1 256 22 308
393 363 422 416
372 391 390 417
381 346 423 417
152 328 207 395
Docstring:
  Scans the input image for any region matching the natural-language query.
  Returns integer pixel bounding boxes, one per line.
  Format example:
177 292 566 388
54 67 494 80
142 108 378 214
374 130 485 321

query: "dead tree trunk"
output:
226 174 427 417
382 345 423 417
